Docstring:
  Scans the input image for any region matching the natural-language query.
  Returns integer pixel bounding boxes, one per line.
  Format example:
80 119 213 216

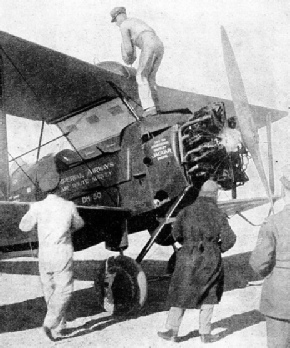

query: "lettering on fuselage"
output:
60 172 85 185
90 162 114 174
152 138 173 161
81 192 102 204
59 161 116 194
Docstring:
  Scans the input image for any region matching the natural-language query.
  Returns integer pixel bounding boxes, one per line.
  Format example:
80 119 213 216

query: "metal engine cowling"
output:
178 102 249 190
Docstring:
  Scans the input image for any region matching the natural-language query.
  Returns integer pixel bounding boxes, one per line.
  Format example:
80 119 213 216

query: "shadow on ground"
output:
176 309 264 343
0 251 263 335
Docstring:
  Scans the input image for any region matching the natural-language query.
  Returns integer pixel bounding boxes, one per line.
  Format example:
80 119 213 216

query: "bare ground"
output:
0 207 270 348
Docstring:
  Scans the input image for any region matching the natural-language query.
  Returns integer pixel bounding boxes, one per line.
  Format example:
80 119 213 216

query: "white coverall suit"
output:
19 194 84 334
120 18 164 111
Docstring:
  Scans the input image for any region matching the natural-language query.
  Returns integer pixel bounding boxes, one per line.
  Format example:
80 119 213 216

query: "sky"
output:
0 0 289 109
0 0 289 200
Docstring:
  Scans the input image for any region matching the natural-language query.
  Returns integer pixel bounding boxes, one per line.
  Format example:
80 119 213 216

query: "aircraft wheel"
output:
94 255 147 317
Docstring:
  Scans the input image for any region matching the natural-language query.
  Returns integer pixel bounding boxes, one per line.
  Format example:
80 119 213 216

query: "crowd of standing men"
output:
18 167 290 347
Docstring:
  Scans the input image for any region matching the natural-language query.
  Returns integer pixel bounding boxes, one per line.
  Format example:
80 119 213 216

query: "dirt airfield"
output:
0 204 275 348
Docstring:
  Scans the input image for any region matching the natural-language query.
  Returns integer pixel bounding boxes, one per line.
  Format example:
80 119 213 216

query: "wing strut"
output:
136 186 191 264
0 52 9 200
36 120 45 161
107 81 140 121
266 113 275 195
237 212 261 227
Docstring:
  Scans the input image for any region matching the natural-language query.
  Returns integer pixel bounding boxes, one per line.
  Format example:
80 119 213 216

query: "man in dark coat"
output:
158 179 236 343
250 165 290 348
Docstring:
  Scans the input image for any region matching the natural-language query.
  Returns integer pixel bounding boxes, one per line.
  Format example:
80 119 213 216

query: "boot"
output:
200 333 219 343
142 106 158 118
158 329 178 342
42 326 56 341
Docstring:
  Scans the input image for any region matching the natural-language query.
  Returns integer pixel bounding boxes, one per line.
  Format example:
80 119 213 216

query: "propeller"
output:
221 26 274 212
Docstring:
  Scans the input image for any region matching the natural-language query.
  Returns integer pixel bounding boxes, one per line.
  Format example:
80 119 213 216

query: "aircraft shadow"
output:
0 251 263 335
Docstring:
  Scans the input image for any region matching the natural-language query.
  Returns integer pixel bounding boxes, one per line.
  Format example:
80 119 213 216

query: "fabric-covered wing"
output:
0 30 137 123
0 30 287 127
157 87 287 130
218 196 280 217
0 201 131 258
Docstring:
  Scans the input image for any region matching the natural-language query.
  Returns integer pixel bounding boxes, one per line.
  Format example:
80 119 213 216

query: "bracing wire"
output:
0 45 119 206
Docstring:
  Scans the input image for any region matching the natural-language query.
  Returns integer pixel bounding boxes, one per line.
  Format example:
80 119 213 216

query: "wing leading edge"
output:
0 201 131 259
218 196 281 217
0 30 287 128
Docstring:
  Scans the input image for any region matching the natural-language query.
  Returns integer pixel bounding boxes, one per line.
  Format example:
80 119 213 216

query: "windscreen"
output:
57 98 135 152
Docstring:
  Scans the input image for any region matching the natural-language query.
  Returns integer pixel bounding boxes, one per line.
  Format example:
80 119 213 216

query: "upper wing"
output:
157 86 287 130
217 196 281 217
0 30 137 123
0 30 287 127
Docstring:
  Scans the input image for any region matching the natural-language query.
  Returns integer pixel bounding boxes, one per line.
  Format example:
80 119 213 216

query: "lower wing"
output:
0 201 131 259
218 196 281 217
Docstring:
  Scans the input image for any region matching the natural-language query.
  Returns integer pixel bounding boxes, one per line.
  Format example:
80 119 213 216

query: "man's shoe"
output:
200 333 219 343
158 329 178 342
53 328 69 339
58 327 75 336
142 106 158 118
42 326 55 341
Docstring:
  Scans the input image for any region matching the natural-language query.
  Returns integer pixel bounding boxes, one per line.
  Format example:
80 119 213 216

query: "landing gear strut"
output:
94 187 190 316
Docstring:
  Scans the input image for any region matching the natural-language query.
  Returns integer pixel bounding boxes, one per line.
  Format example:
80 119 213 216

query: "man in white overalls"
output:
19 172 84 341
111 7 164 118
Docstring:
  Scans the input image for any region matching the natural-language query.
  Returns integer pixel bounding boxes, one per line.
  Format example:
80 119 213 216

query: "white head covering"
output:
36 156 60 193
199 179 219 198
38 171 60 193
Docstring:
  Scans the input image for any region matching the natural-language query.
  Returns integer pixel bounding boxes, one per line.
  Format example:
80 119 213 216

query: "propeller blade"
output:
221 26 274 211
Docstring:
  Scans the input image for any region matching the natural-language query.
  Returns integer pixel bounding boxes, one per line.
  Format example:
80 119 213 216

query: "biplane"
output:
0 27 286 315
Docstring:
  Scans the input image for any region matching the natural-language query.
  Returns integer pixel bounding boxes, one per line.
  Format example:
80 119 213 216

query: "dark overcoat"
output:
250 204 290 320
167 196 236 309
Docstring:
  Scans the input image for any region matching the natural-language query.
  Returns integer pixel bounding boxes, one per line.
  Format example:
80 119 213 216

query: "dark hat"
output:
110 6 126 22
